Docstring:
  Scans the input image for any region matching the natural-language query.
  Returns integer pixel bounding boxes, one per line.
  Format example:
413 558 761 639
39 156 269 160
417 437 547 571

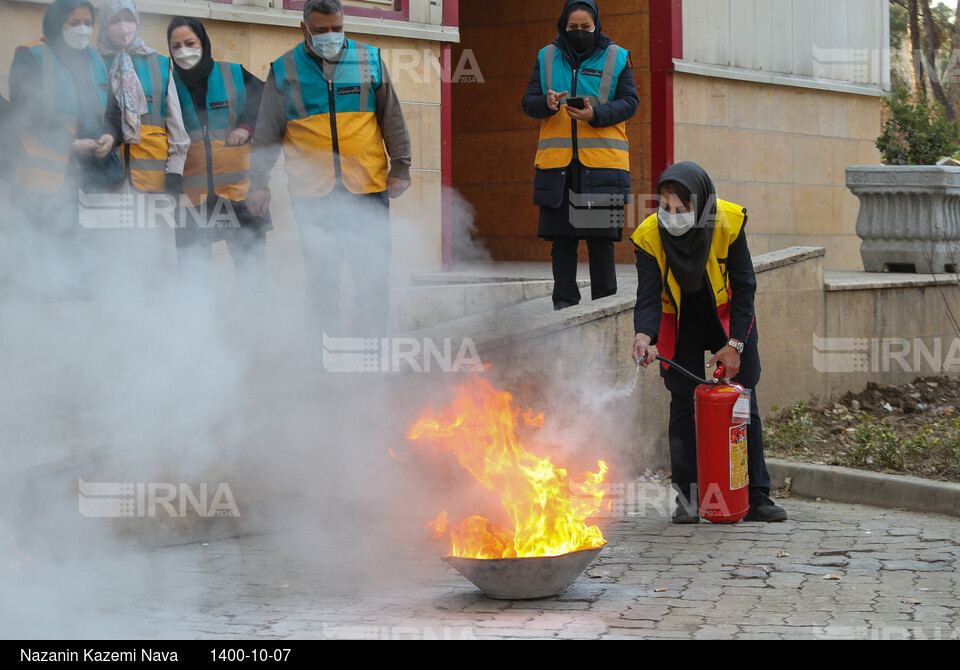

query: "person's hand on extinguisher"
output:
707 341 742 379
633 333 657 368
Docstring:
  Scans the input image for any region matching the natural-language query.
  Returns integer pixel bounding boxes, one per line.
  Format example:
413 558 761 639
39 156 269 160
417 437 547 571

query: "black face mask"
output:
566 29 595 53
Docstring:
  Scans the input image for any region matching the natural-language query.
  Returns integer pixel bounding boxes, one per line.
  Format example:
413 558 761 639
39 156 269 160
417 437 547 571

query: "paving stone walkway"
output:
7 490 956 640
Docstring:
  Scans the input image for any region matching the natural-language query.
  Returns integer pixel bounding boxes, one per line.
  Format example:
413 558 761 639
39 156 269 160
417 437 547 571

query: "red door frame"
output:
649 0 682 187
440 1 458 270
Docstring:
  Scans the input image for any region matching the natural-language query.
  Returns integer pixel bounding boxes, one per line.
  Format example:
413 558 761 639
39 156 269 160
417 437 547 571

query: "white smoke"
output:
0 141 496 638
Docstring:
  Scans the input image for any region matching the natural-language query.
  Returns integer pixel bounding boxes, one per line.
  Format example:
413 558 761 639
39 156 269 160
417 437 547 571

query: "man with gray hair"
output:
249 0 411 339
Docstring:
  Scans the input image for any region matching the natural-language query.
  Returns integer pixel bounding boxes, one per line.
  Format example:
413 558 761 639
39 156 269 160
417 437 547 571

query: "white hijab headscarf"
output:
95 0 157 144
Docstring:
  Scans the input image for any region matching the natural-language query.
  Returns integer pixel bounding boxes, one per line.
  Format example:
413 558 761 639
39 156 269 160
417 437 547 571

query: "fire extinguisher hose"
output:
653 355 719 386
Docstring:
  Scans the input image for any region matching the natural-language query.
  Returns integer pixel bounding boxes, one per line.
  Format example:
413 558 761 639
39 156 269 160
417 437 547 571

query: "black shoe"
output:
671 505 700 524
744 494 788 522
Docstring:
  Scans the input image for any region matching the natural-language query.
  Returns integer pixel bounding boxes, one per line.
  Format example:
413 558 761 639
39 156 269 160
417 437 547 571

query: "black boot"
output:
671 494 700 524
744 492 788 522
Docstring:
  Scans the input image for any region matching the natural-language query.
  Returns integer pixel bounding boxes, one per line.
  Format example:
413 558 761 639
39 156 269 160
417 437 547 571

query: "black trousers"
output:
550 236 618 310
176 227 267 293
662 298 771 507
175 198 270 293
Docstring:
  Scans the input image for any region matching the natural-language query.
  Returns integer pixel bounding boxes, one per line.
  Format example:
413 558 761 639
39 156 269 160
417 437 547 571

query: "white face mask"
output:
658 207 697 237
310 31 345 60
62 25 93 50
173 47 203 70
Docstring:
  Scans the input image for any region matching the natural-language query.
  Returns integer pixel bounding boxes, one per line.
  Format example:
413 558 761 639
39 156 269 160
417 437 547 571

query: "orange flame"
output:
408 376 609 559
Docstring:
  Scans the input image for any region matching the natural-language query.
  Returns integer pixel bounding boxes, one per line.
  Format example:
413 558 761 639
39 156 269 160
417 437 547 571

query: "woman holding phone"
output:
521 0 638 311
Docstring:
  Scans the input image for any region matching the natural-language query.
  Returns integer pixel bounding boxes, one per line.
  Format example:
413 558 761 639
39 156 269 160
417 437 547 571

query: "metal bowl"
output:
442 544 605 600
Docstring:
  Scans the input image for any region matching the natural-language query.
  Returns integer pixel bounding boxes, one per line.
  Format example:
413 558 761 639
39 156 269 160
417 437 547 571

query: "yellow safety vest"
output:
174 61 251 206
535 43 631 172
272 41 387 198
631 199 747 360
15 40 108 194
118 52 171 193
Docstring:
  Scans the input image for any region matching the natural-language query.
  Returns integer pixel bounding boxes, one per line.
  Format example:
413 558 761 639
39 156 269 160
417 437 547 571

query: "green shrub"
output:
876 87 960 165
852 415 903 469
765 401 816 453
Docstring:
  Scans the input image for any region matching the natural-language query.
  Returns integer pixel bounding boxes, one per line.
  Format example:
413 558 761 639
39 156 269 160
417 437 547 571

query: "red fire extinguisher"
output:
653 357 750 524
694 362 749 523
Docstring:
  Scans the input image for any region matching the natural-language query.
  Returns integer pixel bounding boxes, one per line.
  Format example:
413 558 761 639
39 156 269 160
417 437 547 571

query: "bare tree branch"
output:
921 0 953 117
910 0 927 96
951 0 960 116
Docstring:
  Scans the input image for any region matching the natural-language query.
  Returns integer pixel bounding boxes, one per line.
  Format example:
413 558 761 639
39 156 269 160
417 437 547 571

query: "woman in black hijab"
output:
631 162 787 524
8 0 121 298
522 1 639 311
167 16 269 291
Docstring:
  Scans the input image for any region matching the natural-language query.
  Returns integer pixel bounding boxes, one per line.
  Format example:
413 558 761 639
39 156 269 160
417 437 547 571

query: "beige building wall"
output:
0 1 445 289
673 72 882 271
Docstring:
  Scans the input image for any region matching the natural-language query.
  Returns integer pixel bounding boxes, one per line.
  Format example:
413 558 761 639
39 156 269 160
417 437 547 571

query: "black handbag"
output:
80 147 124 193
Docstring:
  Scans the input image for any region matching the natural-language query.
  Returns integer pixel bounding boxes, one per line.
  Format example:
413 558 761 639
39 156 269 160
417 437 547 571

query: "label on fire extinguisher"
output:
732 389 751 424
729 423 749 490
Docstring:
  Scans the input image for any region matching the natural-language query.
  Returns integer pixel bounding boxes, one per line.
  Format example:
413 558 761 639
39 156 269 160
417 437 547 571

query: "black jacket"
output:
634 230 761 390
520 0 639 227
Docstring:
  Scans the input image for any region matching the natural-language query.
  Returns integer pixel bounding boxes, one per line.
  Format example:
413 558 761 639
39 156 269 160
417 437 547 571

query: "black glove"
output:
164 173 183 197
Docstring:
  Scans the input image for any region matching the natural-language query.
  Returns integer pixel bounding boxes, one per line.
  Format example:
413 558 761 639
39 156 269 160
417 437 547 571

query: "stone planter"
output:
846 165 960 273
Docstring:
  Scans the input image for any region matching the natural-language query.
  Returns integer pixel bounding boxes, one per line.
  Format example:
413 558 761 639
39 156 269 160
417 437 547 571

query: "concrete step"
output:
394 261 640 332
391 280 571 333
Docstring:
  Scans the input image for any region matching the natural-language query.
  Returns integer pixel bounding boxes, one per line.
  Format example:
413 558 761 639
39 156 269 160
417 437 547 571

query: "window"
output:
283 0 407 21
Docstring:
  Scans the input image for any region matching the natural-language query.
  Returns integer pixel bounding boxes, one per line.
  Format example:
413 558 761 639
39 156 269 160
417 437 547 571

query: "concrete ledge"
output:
405 287 637 356
753 246 825 274
673 59 888 97
407 246 828 356
768 458 960 519
413 263 565 285
825 270 960 292
392 280 561 332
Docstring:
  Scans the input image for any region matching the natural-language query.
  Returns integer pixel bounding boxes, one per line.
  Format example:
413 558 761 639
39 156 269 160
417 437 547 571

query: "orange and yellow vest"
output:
271 40 387 198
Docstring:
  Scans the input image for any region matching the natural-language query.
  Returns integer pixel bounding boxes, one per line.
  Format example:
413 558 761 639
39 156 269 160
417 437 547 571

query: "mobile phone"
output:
566 96 586 110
